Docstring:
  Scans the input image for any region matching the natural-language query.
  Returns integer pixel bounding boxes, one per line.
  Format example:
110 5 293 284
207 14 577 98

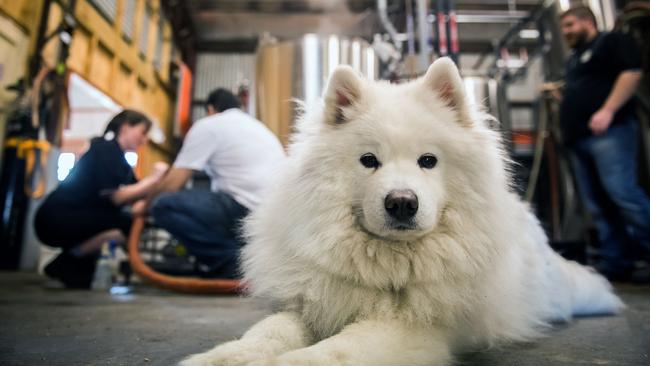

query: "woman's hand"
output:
112 163 169 206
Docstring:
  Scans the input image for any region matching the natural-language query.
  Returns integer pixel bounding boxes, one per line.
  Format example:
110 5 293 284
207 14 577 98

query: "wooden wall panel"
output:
88 43 113 91
68 29 91 74
1 0 179 173
256 41 294 146
0 0 45 64
0 13 30 164
67 0 176 173
115 63 133 101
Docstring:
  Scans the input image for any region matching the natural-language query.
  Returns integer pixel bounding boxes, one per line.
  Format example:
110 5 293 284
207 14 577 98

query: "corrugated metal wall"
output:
192 53 256 120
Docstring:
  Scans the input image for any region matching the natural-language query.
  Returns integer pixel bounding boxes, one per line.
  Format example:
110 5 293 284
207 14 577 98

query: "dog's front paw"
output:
179 341 266 366
244 358 277 366
178 351 218 366
259 350 330 366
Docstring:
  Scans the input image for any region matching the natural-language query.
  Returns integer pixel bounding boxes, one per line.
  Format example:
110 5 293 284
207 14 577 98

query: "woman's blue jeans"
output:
568 119 650 273
149 189 249 278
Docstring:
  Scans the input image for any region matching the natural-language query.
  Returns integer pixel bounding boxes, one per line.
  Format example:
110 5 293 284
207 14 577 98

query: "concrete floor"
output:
0 272 649 366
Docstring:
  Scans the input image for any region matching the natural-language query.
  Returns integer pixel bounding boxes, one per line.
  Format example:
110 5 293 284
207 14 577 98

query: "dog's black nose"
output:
384 189 418 222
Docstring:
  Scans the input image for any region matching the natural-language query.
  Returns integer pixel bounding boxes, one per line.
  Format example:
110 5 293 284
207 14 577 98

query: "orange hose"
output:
127 216 242 294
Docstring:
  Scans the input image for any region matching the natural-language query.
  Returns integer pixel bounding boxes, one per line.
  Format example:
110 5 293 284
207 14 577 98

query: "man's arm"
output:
150 167 193 196
111 175 161 206
132 167 193 215
589 70 642 135
110 162 169 206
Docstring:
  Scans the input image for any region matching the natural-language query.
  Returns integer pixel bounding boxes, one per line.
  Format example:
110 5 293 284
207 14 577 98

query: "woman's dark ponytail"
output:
103 109 152 140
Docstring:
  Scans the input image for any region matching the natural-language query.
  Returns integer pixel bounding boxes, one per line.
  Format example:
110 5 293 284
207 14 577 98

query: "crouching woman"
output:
34 110 166 288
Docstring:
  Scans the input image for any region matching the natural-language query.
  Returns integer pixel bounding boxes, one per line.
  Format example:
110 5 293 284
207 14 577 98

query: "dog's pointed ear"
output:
422 57 472 126
324 65 363 125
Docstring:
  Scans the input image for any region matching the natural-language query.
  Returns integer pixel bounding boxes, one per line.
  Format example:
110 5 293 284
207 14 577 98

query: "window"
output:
154 11 165 70
139 5 151 58
122 0 136 41
90 0 117 22
57 153 76 181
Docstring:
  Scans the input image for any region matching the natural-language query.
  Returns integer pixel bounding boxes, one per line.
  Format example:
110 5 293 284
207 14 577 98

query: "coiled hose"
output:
127 216 242 294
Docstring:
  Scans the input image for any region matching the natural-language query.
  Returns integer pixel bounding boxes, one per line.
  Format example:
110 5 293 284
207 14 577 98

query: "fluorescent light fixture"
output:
57 153 76 181
340 38 350 65
558 0 570 11
365 48 375 79
519 29 539 39
351 40 361 72
124 152 138 167
303 34 320 108
328 35 340 76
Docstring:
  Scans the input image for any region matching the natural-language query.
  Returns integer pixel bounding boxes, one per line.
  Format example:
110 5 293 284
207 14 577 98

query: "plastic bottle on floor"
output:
109 241 133 295
91 242 113 291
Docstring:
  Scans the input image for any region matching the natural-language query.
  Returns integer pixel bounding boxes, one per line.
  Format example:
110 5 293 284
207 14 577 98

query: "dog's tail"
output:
556 256 625 317
527 211 624 319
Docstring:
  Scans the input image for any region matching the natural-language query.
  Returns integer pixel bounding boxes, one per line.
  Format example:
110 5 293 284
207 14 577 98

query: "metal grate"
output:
122 0 136 41
90 0 117 22
139 5 151 57
139 220 195 276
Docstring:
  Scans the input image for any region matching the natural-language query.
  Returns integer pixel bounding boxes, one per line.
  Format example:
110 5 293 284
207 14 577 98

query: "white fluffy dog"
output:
181 58 623 366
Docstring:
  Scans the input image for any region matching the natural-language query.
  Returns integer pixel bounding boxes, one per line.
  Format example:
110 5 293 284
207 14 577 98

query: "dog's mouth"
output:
390 221 417 231
354 207 423 241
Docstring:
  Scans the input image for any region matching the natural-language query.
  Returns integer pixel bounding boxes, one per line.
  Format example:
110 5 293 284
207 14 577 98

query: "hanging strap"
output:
5 137 51 198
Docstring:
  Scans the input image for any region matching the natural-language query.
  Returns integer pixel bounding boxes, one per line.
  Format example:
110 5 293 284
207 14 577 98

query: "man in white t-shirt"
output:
140 88 285 278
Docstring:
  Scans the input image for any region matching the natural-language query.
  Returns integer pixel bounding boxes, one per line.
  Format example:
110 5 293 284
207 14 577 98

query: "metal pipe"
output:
428 10 529 24
377 0 403 51
416 0 430 70
483 0 558 76
405 0 416 55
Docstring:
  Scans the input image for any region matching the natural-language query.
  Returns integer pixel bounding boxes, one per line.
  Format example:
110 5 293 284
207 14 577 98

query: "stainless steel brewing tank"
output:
462 76 510 131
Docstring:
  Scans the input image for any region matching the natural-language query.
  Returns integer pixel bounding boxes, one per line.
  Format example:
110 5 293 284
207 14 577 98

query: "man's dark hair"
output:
103 109 152 137
206 88 241 112
560 5 598 28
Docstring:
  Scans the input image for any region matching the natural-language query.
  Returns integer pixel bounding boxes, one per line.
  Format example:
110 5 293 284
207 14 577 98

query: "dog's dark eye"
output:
360 153 380 169
418 154 438 169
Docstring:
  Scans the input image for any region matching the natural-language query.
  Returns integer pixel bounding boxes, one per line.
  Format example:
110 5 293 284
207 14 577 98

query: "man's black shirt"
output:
560 32 641 145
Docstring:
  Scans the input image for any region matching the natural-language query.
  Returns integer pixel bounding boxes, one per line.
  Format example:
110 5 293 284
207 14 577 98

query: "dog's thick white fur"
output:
181 58 623 366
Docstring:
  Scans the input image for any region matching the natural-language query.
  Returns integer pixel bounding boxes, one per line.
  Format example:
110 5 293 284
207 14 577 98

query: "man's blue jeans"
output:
569 119 650 274
150 189 249 278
